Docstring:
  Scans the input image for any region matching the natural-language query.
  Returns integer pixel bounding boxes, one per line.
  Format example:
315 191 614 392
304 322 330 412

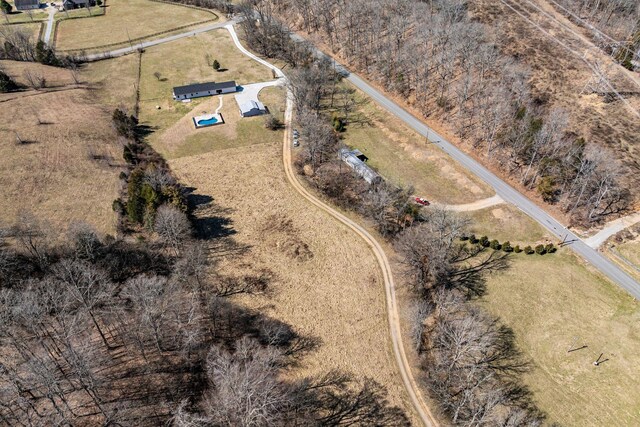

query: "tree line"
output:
0 98 408 425
0 26 77 67
236 4 548 422
0 214 407 425
247 0 631 225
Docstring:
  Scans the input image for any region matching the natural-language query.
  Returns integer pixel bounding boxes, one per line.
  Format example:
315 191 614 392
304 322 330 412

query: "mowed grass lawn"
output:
329 82 493 205
137 28 278 158
55 0 218 51
480 252 640 426
463 205 640 426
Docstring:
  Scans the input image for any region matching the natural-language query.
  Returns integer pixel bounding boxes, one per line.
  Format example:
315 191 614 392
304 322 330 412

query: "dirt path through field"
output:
169 142 419 422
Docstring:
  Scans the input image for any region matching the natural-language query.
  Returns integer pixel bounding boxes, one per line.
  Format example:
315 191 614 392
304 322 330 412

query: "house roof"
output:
15 0 39 5
173 81 236 96
239 100 266 113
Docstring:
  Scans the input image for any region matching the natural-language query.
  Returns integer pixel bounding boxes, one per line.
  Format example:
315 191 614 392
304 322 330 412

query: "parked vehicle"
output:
293 129 300 137
415 197 430 206
293 137 299 147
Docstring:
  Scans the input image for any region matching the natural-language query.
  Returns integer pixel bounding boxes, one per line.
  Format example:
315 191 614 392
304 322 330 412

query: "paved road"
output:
298 38 640 299
226 23 439 427
84 20 234 61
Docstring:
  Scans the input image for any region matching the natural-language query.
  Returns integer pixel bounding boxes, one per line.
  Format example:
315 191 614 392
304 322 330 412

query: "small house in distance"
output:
15 0 40 10
62 0 94 9
238 100 267 117
173 81 237 101
339 148 381 185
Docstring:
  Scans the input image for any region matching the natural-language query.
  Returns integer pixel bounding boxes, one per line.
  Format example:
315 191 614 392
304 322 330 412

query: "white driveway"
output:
234 80 282 110
43 6 57 45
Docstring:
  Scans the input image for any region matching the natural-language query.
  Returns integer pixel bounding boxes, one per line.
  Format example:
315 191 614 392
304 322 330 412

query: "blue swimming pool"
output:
197 116 218 126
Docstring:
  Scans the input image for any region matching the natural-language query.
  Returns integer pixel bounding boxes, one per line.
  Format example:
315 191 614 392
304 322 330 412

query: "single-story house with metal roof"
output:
15 0 40 10
172 81 237 101
238 100 267 117
339 148 381 185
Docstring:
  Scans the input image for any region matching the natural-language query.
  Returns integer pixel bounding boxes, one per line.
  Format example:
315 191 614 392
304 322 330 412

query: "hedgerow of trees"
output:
236 4 548 422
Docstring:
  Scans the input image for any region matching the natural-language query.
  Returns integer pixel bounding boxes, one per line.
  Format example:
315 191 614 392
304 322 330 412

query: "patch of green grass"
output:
479 251 640 427
328 82 493 205
463 204 550 245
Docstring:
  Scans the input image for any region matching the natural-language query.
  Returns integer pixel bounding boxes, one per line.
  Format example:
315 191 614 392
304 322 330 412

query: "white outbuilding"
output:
339 148 382 185
238 100 267 117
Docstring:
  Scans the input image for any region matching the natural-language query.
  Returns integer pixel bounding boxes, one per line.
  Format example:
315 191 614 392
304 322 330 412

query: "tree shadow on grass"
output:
184 188 251 258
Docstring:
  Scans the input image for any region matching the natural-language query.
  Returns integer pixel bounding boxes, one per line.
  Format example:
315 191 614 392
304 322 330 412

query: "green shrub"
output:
535 244 546 255
212 59 220 71
546 243 557 253
524 245 534 255
113 108 138 139
0 0 12 14
479 236 489 247
0 70 18 93
469 234 478 244
332 115 345 132
126 169 145 224
489 239 501 250
460 235 469 241
112 199 125 214
513 245 522 253
502 241 513 252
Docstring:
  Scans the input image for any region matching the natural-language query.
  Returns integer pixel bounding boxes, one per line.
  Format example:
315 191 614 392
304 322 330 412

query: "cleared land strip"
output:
224 23 439 427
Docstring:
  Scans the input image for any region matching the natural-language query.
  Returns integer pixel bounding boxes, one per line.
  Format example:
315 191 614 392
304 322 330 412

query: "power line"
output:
499 0 640 119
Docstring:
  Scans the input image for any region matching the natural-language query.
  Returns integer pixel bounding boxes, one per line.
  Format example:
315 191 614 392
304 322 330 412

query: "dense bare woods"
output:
250 0 631 224
0 214 408 425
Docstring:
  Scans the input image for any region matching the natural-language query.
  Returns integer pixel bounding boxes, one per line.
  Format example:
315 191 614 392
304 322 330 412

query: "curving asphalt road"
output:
83 20 235 61
225 23 439 427
296 39 640 300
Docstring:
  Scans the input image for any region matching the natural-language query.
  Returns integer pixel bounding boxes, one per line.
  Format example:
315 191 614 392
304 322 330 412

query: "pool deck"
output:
192 113 225 129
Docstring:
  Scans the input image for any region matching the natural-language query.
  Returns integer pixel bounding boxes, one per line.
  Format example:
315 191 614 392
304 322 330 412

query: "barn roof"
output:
15 0 39 5
173 81 236 96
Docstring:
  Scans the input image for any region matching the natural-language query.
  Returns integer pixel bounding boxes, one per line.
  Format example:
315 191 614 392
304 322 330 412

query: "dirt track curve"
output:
228 23 439 426
281 95 438 427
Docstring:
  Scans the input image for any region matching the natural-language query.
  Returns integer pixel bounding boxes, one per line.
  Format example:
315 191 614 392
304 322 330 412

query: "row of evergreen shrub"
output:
460 234 557 255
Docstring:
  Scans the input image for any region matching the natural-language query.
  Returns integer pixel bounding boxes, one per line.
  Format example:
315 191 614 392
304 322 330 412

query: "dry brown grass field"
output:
79 53 139 110
0 21 42 40
170 141 417 423
0 61 121 235
55 0 218 51
457 204 640 426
